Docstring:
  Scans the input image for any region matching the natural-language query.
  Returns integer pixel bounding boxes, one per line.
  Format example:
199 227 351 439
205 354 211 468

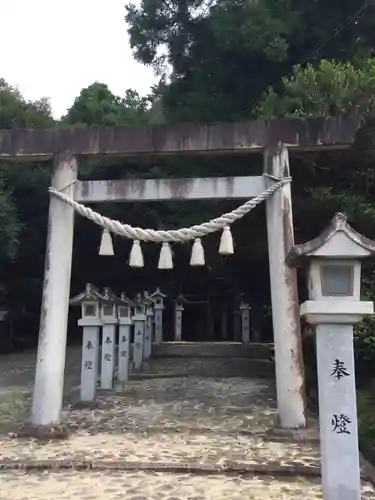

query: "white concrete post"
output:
154 308 163 344
133 313 145 370
79 320 100 402
116 292 134 385
143 309 153 360
151 288 166 344
174 303 184 341
264 144 306 429
316 324 361 500
100 321 116 389
31 153 77 426
240 302 251 344
118 321 131 385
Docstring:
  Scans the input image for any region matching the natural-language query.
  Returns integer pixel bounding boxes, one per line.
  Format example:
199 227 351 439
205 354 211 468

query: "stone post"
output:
151 287 166 344
100 289 117 390
174 296 185 341
142 292 153 361
117 293 134 386
316 324 361 500
239 302 251 344
31 153 77 426
264 144 306 429
291 212 375 500
153 307 163 344
144 307 153 360
118 322 131 385
80 321 100 401
133 294 146 370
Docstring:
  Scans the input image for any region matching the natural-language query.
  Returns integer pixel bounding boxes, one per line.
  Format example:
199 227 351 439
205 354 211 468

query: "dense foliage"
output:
125 0 375 121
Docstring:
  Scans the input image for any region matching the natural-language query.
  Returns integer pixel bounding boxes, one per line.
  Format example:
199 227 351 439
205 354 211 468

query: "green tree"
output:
126 0 375 121
0 79 53 310
0 78 53 272
256 59 375 118
253 58 375 234
0 78 54 128
63 82 152 126
0 174 19 263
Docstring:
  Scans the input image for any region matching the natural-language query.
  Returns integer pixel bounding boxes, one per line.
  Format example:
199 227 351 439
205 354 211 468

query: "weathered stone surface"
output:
1 471 375 499
0 115 360 160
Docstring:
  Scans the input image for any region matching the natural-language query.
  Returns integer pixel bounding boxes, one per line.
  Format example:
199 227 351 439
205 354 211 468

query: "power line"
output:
311 1 372 59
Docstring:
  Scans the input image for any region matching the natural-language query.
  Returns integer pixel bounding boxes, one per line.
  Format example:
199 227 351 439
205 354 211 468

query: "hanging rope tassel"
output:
49 175 290 268
219 226 234 255
190 238 205 266
99 229 114 256
129 240 144 268
158 242 173 269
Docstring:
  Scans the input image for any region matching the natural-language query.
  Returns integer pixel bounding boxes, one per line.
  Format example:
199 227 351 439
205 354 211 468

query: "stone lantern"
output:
100 287 119 390
117 292 136 386
132 293 147 370
287 213 375 500
69 283 103 402
151 287 166 344
174 294 186 341
70 283 102 321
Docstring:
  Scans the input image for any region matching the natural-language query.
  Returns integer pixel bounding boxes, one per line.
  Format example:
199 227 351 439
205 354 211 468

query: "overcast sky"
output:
0 0 157 118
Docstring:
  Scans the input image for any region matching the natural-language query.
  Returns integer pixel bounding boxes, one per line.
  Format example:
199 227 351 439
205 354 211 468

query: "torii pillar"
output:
264 144 306 429
31 153 77 427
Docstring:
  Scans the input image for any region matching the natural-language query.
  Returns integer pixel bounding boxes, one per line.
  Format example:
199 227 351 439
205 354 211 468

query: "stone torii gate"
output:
0 116 359 431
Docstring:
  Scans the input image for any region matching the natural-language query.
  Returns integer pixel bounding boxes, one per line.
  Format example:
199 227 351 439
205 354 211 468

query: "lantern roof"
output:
175 294 187 304
287 213 375 266
101 287 123 304
119 292 136 307
69 283 108 305
151 287 167 299
142 291 154 306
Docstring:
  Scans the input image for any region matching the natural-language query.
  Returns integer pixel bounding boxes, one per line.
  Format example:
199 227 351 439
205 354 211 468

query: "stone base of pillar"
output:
265 423 319 444
16 423 71 441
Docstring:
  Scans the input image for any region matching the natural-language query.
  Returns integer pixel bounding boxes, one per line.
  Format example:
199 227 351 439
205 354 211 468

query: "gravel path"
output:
0 346 374 499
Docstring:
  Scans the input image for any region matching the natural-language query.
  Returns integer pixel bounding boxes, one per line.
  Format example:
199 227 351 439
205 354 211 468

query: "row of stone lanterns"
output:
69 285 166 403
70 284 253 404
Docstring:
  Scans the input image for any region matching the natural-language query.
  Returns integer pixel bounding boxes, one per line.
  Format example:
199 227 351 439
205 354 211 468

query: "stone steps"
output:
152 341 273 359
1 427 321 469
149 342 274 378
140 357 275 379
